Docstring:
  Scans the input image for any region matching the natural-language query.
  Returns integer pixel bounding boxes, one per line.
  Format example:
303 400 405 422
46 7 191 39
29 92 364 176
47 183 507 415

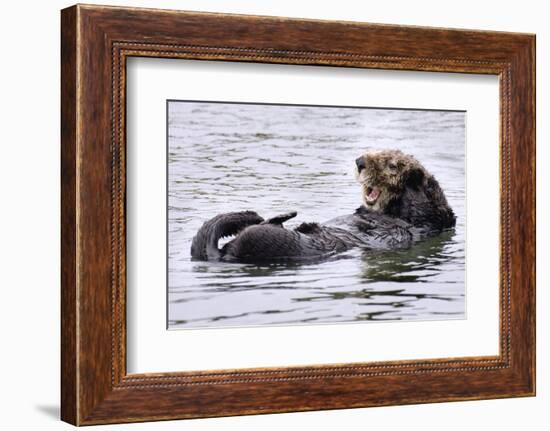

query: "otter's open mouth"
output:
365 186 381 205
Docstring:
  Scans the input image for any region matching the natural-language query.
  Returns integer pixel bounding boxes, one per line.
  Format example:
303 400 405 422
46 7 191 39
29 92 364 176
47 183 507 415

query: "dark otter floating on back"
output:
191 149 456 262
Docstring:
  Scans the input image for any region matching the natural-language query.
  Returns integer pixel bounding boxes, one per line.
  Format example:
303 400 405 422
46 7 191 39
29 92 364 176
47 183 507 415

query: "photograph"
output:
167 100 466 329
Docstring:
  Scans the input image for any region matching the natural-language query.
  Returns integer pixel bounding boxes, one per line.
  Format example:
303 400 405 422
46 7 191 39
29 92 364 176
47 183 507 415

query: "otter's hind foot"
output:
261 211 298 226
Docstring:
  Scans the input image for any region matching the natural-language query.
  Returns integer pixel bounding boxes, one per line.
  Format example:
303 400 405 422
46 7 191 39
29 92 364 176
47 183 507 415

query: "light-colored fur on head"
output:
355 148 456 230
355 149 429 212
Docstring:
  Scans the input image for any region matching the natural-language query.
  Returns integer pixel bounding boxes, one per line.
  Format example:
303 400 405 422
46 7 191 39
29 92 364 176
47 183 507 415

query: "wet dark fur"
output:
191 150 456 262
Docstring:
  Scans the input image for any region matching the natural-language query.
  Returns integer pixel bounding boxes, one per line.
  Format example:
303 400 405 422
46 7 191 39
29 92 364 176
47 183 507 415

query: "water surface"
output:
167 101 465 329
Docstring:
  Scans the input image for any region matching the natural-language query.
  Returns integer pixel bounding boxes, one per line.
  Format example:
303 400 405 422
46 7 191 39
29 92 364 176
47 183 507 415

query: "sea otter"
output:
190 149 456 262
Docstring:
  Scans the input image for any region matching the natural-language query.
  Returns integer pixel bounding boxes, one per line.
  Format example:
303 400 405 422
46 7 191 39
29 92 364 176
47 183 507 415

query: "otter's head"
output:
354 149 455 230
355 149 427 212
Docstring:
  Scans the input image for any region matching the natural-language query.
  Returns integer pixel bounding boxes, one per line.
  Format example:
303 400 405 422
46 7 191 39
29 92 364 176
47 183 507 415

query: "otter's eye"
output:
388 162 398 171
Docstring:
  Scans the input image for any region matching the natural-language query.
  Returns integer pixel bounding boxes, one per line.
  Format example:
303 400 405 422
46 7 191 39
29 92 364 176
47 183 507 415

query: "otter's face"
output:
355 149 426 212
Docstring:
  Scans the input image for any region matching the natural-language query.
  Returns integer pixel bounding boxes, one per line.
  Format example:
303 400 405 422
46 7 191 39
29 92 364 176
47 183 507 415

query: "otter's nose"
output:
356 157 366 173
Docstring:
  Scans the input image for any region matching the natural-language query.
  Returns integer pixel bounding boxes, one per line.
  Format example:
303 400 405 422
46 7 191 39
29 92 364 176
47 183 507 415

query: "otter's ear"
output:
406 167 425 188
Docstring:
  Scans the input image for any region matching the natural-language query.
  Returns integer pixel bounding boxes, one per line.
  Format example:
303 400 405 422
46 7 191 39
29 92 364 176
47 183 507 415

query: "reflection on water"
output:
168 101 465 329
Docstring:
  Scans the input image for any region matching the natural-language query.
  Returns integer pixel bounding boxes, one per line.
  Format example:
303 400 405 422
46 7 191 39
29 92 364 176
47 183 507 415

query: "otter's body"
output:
224 209 418 262
190 149 456 263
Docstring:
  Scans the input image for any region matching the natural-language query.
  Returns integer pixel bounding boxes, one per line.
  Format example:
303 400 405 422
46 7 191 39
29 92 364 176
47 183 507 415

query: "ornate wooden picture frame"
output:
61 4 535 425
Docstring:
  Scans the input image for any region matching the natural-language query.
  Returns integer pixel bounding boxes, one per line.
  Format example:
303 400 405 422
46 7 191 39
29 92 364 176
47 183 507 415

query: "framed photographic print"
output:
61 4 535 425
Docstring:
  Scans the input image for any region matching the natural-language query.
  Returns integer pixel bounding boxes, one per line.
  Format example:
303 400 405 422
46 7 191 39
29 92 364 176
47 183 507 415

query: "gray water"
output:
167 101 465 329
